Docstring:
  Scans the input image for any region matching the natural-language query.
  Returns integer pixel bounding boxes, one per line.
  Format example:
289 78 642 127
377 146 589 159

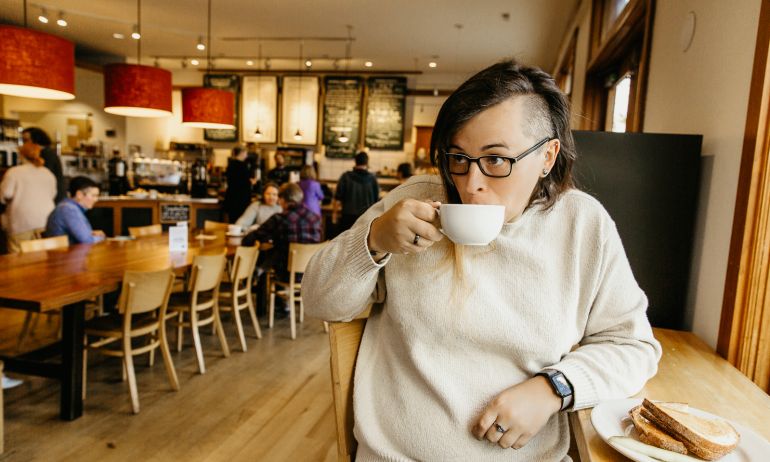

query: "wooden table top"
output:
571 327 770 461
0 233 240 312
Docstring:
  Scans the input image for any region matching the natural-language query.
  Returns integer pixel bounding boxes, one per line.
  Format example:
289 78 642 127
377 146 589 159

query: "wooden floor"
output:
0 308 338 462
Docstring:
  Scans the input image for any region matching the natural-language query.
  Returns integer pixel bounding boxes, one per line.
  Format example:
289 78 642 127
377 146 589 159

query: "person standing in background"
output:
0 142 56 253
45 176 105 244
299 165 324 216
334 151 379 233
245 142 264 193
22 127 65 203
224 146 255 223
267 152 290 185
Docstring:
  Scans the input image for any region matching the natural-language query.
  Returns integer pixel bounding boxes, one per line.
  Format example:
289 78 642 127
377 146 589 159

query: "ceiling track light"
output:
190 58 200 66
304 59 312 68
56 12 67 27
196 36 205 51
364 61 373 68
38 8 49 24
131 24 141 40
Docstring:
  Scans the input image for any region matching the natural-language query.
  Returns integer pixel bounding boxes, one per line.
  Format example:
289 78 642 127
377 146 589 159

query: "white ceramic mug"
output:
227 224 242 235
439 204 505 245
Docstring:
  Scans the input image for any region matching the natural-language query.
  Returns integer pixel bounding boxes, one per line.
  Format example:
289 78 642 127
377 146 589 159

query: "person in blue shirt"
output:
46 176 106 244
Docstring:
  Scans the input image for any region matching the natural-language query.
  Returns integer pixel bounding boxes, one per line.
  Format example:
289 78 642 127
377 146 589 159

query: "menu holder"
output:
323 77 362 158
168 222 188 252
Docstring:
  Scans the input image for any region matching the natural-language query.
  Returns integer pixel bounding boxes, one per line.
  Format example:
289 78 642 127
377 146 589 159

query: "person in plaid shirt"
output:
242 182 321 279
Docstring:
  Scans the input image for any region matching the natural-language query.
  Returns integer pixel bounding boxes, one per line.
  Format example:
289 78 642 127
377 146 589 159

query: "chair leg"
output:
323 321 329 333
190 311 206 374
56 314 62 340
289 290 296 340
148 333 156 367
232 298 247 352
213 305 230 358
268 291 276 329
16 312 34 352
159 319 179 391
123 337 140 414
247 293 262 340
82 341 88 401
176 311 184 352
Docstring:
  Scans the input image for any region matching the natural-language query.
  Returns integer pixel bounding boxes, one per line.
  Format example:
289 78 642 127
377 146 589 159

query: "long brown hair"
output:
20 144 44 167
430 59 576 211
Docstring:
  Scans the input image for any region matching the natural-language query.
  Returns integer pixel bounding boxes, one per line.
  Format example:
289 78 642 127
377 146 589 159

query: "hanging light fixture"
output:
292 41 303 141
182 0 235 129
103 0 172 117
56 12 68 27
253 43 263 139
0 1 75 100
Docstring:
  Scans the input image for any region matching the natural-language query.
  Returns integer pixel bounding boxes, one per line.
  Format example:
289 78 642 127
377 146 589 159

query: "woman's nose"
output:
463 162 487 193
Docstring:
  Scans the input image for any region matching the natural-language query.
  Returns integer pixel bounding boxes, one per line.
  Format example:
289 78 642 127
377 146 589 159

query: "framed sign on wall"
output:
364 77 406 150
281 76 319 146
204 74 240 142
322 76 362 158
242 76 278 143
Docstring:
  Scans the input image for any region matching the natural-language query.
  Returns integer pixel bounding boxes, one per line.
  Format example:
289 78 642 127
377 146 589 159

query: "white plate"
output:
225 232 245 237
590 398 769 462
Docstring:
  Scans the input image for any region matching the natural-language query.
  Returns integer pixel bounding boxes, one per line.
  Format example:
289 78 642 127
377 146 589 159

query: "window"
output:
606 74 631 132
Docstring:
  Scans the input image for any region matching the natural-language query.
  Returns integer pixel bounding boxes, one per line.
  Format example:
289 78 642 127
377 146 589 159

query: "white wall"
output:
1 68 126 152
643 0 762 347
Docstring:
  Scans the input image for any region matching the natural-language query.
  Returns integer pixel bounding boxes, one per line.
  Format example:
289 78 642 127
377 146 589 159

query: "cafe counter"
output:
90 195 221 236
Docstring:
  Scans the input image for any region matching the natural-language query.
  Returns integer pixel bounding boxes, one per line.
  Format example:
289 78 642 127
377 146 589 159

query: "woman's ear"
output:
544 139 560 172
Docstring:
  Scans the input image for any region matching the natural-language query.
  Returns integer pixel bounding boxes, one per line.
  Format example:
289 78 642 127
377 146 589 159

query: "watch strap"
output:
536 369 574 411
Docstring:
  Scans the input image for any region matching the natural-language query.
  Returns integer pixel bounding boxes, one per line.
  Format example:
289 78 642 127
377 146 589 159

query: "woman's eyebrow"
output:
447 142 510 152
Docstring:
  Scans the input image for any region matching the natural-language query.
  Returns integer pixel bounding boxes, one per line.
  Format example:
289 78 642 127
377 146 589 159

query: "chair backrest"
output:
19 235 69 253
190 253 226 293
288 242 328 275
231 246 259 282
329 319 367 462
128 224 162 238
119 268 175 316
204 220 229 232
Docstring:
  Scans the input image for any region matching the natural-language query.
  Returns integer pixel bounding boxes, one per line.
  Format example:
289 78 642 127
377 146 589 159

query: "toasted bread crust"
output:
629 405 688 454
642 399 740 461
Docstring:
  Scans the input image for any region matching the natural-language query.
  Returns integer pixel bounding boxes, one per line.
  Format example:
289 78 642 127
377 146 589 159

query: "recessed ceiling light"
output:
428 62 437 68
113 33 125 39
246 60 254 66
56 12 67 27
190 58 200 66
364 61 373 68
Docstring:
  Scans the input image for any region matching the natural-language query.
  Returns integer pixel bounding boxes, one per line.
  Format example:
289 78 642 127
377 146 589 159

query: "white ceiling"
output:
0 0 580 76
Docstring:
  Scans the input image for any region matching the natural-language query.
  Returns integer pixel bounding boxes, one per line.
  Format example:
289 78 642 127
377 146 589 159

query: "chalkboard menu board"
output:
160 204 190 224
204 74 240 142
323 77 362 158
365 77 406 150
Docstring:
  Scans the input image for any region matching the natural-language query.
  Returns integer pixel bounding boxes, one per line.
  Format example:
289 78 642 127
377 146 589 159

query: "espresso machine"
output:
107 149 129 196
190 158 208 198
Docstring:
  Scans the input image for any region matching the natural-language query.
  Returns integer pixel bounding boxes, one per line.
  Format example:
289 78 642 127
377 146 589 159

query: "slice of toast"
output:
642 398 740 461
629 405 688 454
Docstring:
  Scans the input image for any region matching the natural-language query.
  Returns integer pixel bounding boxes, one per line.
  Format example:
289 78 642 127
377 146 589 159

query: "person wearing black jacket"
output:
224 146 254 223
22 127 65 203
334 151 380 233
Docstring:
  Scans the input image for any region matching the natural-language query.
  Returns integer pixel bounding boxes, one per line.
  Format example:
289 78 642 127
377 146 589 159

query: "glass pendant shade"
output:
0 25 75 100
104 63 173 117
182 87 235 129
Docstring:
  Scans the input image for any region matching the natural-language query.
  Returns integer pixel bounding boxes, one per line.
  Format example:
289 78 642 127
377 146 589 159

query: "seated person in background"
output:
396 162 413 183
235 182 282 232
45 176 106 244
242 182 321 279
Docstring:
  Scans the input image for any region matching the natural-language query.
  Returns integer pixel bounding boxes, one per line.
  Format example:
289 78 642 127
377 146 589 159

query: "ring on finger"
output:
494 423 506 433
413 233 421 245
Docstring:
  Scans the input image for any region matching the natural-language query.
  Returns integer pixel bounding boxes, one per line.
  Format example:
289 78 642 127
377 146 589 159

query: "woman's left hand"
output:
471 376 562 449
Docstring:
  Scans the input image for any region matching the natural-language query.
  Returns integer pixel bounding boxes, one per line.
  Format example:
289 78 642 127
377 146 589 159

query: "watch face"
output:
552 373 572 397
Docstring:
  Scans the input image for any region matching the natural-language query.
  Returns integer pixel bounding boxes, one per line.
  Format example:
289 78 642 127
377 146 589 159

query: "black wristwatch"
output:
536 369 574 411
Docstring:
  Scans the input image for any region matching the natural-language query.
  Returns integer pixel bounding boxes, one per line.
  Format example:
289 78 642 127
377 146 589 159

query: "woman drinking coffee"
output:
302 59 661 461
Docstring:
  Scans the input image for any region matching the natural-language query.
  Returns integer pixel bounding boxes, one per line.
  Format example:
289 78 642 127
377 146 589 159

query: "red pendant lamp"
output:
182 87 235 128
0 25 75 100
103 0 172 118
181 0 236 130
104 63 172 117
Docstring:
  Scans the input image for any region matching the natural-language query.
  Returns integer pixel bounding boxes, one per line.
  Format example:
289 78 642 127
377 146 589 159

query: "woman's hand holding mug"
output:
368 199 442 255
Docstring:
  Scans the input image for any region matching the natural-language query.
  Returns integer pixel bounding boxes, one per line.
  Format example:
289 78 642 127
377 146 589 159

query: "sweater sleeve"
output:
235 202 258 228
550 222 662 411
301 199 391 321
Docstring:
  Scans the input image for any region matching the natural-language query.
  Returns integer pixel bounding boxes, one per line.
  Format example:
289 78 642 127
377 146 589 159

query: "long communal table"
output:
0 233 239 420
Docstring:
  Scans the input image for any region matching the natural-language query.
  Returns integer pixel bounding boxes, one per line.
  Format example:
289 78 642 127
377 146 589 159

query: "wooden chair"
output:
328 319 367 462
203 220 229 232
169 253 230 374
16 235 70 351
128 224 162 238
219 246 261 352
82 268 178 414
268 241 328 340
18 235 69 253
0 361 4 454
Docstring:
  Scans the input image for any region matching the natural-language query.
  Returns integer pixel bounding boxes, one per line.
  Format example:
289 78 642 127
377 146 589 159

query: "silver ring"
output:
413 234 420 245
495 423 506 433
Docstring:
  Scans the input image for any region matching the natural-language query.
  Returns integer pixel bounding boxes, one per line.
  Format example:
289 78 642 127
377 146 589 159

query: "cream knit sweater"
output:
303 175 661 461
0 163 57 235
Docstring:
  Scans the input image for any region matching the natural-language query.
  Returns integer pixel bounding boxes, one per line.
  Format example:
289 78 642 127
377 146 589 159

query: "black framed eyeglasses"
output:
442 137 552 178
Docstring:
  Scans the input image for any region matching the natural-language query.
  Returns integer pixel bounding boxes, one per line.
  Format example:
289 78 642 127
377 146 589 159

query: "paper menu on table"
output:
169 222 188 252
